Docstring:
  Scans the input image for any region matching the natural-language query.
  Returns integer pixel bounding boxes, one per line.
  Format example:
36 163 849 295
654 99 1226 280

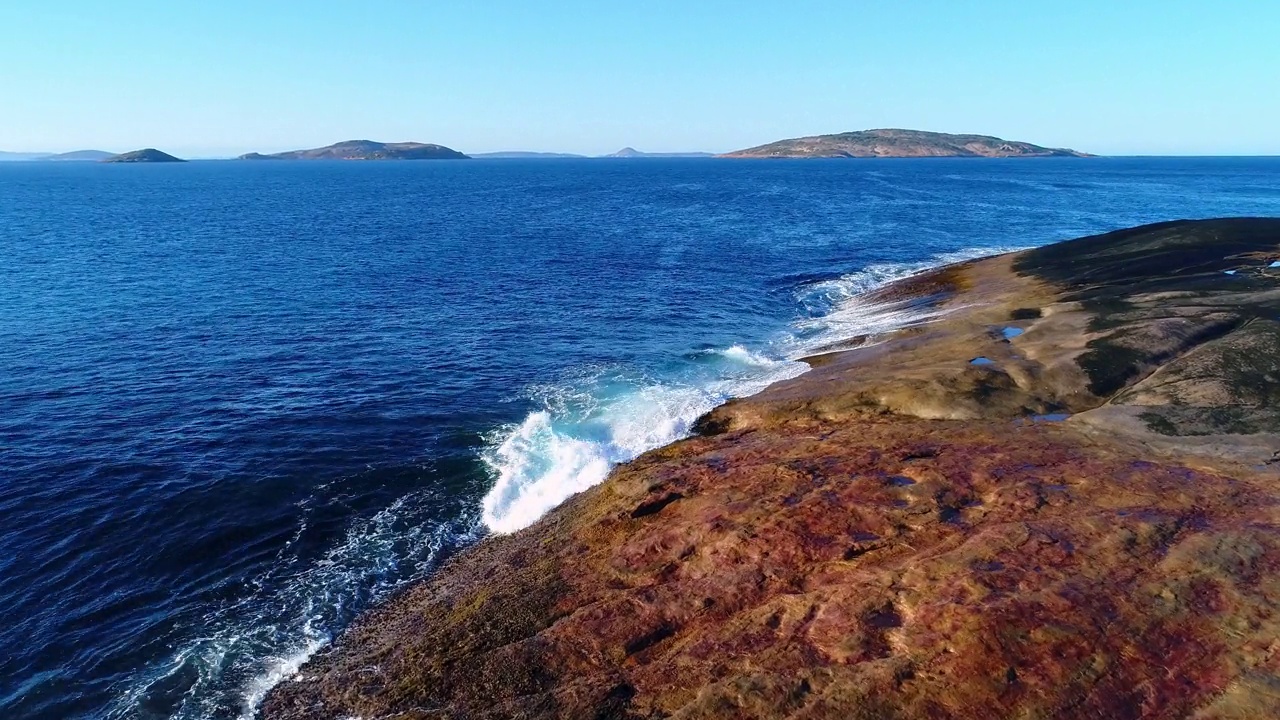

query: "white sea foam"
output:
481 411 614 533
238 632 328 719
481 352 807 534
793 246 1025 315
480 246 1024 535
480 380 742 534
717 344 774 366
108 490 482 720
788 246 1027 355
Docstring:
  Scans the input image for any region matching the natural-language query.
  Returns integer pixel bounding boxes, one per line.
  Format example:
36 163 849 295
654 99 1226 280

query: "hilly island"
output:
102 148 186 163
239 140 468 161
722 128 1091 159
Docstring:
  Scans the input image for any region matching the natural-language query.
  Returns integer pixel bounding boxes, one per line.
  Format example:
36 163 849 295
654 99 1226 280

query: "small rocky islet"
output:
262 218 1280 720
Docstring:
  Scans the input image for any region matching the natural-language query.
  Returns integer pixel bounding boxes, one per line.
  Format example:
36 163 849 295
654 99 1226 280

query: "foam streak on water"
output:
107 492 482 720
479 247 1021 535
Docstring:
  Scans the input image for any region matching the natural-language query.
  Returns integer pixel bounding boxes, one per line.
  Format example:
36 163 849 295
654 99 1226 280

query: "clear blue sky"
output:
1 1 1275 156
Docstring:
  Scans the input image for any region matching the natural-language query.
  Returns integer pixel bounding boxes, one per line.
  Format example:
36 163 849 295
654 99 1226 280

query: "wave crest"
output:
481 352 805 534
479 246 1024 535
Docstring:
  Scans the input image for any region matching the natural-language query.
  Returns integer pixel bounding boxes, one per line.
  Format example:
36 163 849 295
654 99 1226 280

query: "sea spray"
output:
479 247 1022 535
480 356 803 533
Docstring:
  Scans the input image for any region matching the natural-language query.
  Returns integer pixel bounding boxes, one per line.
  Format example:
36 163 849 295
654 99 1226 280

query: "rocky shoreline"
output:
263 218 1280 720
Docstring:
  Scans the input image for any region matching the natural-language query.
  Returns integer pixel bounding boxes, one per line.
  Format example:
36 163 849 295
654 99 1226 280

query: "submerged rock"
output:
263 218 1280 720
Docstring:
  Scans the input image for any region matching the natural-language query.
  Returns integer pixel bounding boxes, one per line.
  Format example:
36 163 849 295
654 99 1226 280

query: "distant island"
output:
102 149 186 163
2 131 1090 164
470 149 713 159
471 151 588 159
721 128 1091 158
0 151 58 161
239 140 468 161
0 149 115 162
45 150 116 162
605 147 715 158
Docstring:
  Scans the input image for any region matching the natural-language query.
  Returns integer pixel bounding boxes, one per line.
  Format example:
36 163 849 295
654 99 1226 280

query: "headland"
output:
264 218 1280 720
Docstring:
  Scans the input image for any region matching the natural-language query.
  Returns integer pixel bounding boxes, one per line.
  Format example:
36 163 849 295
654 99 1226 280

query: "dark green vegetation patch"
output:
1139 407 1280 436
1014 219 1280 409
1014 218 1280 303
1078 340 1149 397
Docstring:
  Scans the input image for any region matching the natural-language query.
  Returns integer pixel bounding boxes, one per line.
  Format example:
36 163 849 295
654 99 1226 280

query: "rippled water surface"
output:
2 157 1278 719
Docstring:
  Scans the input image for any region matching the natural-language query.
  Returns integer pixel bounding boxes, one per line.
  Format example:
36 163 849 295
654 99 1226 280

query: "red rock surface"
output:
263 219 1280 719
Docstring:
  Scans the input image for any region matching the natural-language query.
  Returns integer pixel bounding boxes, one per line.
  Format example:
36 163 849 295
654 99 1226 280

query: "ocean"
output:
2 157 1278 719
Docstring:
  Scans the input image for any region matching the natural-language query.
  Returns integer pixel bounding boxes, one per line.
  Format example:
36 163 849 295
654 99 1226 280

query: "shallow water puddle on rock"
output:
1002 327 1025 339
1014 412 1072 427
970 357 995 366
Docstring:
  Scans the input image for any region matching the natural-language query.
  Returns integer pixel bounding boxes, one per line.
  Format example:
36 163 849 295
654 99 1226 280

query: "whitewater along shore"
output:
264 218 1280 719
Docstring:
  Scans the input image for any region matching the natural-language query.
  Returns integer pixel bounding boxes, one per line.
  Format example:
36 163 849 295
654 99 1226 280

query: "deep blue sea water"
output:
2 157 1279 719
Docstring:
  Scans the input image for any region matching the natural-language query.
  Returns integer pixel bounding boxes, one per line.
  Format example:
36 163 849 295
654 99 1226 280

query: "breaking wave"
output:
480 245 1023 534
480 348 805 534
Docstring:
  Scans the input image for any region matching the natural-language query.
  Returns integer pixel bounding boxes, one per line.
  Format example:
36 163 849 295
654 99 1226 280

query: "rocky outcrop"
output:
263 218 1280 720
721 129 1091 159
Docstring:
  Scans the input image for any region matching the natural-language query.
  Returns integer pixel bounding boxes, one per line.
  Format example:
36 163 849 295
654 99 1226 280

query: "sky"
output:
1 1 1276 157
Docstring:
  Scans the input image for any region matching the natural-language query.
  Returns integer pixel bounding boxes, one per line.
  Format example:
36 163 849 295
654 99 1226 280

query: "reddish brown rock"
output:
263 219 1280 720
